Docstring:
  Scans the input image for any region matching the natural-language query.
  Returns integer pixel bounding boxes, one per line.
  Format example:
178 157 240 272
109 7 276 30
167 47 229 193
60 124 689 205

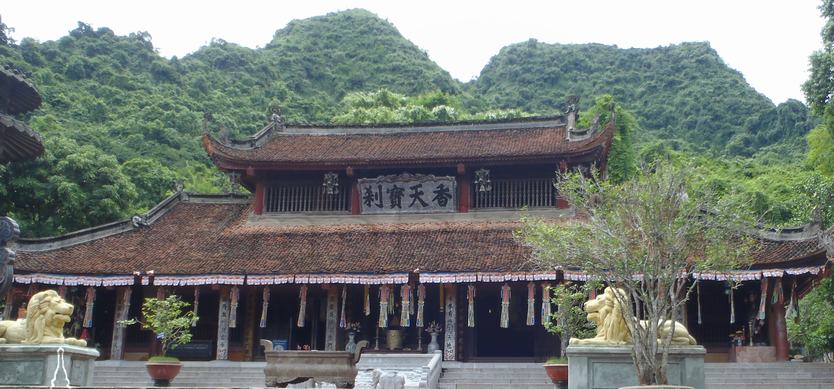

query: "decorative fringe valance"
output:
420 272 559 283
13 274 133 286
500 283 511 328
153 275 245 286
297 285 307 328
259 287 269 328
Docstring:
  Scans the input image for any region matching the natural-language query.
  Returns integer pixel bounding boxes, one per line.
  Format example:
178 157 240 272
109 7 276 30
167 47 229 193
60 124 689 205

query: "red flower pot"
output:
145 362 182 387
544 363 568 387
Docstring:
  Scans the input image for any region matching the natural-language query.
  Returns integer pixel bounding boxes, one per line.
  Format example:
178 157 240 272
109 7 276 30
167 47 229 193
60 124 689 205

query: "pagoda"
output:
7 98 831 364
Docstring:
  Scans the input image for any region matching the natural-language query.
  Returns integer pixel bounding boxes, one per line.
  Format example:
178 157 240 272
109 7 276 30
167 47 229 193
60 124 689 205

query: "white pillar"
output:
443 284 457 361
325 286 339 351
216 287 230 360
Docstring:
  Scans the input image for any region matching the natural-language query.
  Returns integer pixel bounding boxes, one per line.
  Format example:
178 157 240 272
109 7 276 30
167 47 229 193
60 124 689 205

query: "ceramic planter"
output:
145 361 182 387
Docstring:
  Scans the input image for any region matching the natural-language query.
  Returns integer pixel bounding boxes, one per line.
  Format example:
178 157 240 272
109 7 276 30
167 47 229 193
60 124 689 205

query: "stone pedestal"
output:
0 344 99 386
566 345 705 389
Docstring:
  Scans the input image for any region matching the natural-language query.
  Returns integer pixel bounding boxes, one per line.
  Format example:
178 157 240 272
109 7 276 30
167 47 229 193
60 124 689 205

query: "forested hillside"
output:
468 40 816 158
0 9 826 236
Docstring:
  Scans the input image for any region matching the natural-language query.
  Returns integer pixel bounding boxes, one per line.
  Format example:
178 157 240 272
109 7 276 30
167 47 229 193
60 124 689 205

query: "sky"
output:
2 1 825 105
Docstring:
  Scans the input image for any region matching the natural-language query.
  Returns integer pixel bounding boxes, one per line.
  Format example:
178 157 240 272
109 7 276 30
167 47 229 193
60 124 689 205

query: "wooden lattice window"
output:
471 178 555 209
264 182 350 213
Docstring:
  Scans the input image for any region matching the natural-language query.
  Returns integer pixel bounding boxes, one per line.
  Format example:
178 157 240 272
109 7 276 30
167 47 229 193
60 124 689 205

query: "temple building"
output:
7 101 832 363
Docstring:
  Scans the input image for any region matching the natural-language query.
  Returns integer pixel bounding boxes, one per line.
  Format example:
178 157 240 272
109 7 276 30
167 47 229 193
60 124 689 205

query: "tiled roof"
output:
203 119 614 169
15 196 828 277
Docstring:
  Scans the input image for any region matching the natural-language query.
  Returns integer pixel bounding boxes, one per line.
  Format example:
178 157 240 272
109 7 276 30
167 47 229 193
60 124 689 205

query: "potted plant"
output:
120 295 199 387
542 282 597 388
344 322 361 353
425 321 443 353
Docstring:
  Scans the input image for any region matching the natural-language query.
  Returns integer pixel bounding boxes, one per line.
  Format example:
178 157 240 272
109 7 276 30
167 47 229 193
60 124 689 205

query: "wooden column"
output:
556 160 569 209
2 287 15 320
243 287 258 361
457 163 469 213
110 287 132 360
769 279 790 361
253 181 265 215
348 167 360 215
325 286 339 351
443 284 457 361
216 287 231 360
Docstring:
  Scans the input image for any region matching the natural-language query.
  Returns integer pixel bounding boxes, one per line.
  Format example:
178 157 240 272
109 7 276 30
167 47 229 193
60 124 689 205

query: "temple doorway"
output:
465 283 557 361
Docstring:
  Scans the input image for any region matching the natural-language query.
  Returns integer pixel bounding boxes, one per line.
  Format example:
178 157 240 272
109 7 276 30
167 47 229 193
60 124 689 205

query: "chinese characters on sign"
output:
358 173 457 214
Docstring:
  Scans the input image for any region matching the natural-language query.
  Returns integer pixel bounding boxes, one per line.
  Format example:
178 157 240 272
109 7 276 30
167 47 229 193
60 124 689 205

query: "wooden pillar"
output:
110 287 132 360
443 284 457 361
216 287 231 360
243 287 257 361
2 287 15 320
253 181 265 215
348 167 360 215
769 278 790 361
457 163 469 213
325 286 339 351
556 160 569 209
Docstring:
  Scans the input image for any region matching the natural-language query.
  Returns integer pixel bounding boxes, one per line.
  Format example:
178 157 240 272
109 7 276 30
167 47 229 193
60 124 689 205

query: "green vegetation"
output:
788 278 834 359
119 295 199 358
0 9 825 237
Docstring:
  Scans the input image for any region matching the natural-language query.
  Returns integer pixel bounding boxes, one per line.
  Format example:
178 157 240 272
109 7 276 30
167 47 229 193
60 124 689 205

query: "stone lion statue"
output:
570 287 696 346
0 290 87 347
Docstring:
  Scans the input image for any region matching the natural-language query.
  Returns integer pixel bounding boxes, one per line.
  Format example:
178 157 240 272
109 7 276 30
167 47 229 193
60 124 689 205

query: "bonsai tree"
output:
519 161 758 385
120 295 199 361
544 282 598 360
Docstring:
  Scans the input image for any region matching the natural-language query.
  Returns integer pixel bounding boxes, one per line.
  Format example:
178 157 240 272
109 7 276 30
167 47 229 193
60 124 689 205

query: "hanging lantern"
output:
297 285 308 328
260 287 269 328
323 172 339 195
475 168 492 192
500 283 511 328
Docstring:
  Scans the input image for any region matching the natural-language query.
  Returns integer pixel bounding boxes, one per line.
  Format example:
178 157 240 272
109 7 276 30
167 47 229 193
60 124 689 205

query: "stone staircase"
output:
93 360 266 387
438 362 553 389
705 363 834 389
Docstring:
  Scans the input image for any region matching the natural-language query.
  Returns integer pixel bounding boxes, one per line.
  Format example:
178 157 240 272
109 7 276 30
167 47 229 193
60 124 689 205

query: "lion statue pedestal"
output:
565 288 705 389
0 290 100 386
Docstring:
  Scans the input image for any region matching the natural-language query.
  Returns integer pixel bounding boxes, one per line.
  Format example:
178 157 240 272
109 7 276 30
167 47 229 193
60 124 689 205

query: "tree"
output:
518 162 758 385
788 277 834 359
804 0 834 176
580 95 638 183
544 282 598 358
119 295 198 359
